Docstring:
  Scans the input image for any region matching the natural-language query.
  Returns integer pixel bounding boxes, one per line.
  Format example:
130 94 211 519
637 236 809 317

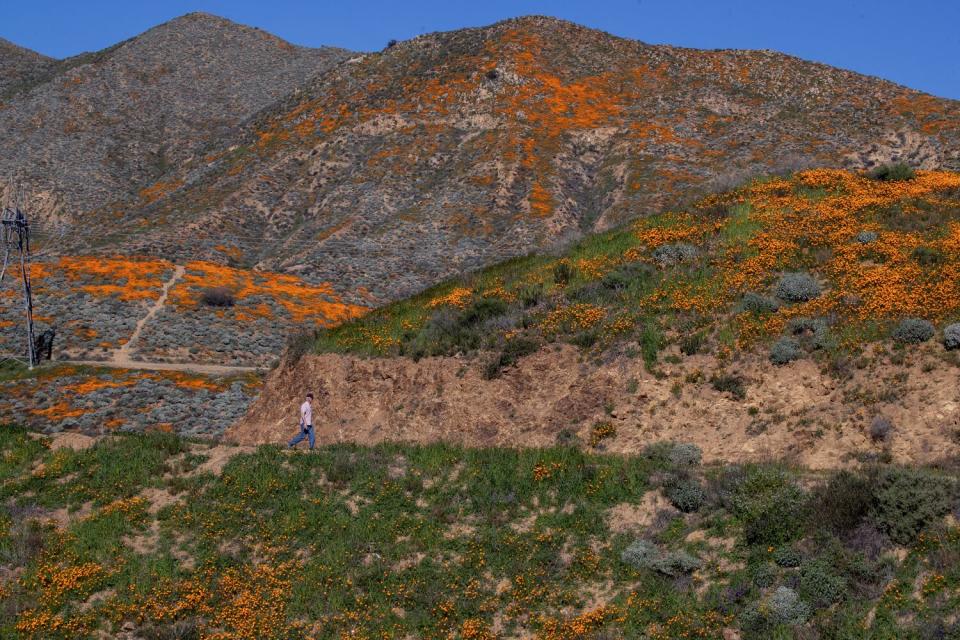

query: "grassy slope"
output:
307 169 960 376
2 427 959 639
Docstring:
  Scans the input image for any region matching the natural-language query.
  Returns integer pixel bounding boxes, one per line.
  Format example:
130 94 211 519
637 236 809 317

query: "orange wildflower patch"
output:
31 256 174 302
170 261 367 326
574 255 617 280
428 287 473 309
62 377 133 394
536 605 617 639
205 562 300 640
540 304 607 335
34 561 108 607
150 371 225 392
139 179 184 204
29 401 91 420
529 181 554 217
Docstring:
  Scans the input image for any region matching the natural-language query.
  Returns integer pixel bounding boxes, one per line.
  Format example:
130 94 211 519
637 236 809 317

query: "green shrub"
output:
731 467 808 546
482 337 540 379
408 298 510 358
738 292 780 314
869 416 893 442
710 373 746 400
680 332 705 356
518 283 543 308
638 321 663 370
786 316 831 350
770 586 811 624
643 442 702 467
751 562 777 587
669 443 703 466
769 337 803 365
944 323 960 350
601 262 655 291
566 282 611 305
620 539 701 576
567 330 599 348
599 271 631 292
552 260 574 286
868 162 915 182
799 559 847 608
870 467 954 545
775 272 822 302
741 587 810 631
811 469 873 537
892 318 934 344
912 246 944 266
652 243 698 267
773 547 803 568
665 475 706 513
200 286 235 307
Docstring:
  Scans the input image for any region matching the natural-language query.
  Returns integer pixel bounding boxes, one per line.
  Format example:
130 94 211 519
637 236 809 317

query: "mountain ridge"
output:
110 15 960 305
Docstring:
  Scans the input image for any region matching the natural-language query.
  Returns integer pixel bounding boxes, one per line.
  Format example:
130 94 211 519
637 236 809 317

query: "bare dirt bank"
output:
227 344 960 469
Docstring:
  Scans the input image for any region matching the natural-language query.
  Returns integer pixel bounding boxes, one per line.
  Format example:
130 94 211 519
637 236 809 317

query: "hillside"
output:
0 12 349 221
54 15 960 307
0 39 54 96
2 429 959 638
232 168 960 467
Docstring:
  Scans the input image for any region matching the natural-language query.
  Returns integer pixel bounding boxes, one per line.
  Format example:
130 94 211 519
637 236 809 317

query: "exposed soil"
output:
111 266 185 365
191 444 256 476
229 343 960 468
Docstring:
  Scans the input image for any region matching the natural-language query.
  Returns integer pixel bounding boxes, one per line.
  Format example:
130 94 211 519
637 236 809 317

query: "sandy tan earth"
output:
228 343 960 469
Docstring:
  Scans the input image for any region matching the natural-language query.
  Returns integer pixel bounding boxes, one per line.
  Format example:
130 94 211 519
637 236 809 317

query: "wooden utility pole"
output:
0 202 37 368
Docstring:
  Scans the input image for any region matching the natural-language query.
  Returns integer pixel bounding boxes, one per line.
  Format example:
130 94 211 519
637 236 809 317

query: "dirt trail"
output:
55 264 262 376
62 358 261 376
229 344 960 469
112 265 185 366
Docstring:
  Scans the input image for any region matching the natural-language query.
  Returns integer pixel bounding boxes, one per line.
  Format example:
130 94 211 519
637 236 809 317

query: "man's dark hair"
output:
306 393 314 399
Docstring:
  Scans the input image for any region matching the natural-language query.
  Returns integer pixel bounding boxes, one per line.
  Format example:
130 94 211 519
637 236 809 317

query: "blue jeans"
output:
288 424 314 449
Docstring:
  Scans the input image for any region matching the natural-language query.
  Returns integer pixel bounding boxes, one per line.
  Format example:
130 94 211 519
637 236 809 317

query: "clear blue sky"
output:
3 0 959 99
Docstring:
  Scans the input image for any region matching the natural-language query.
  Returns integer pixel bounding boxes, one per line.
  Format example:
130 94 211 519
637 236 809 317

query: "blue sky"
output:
3 0 959 99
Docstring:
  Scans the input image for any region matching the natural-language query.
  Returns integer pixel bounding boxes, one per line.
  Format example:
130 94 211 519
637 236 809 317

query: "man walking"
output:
288 393 315 450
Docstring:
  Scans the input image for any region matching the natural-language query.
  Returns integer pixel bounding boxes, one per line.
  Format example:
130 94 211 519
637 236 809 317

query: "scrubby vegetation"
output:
3 427 960 638
199 286 236 307
892 317 935 344
306 169 960 375
868 162 916 182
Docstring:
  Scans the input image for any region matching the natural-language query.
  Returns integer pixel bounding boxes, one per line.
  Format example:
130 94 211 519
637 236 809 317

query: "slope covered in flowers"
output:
48 15 960 309
310 168 960 361
0 257 366 366
0 364 261 438
2 429 959 639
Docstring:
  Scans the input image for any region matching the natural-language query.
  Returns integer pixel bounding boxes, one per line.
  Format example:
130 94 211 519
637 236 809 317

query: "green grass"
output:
2 428 960 638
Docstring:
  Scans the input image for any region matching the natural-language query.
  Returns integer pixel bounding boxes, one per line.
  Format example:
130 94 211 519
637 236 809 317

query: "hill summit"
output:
0 12 349 223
